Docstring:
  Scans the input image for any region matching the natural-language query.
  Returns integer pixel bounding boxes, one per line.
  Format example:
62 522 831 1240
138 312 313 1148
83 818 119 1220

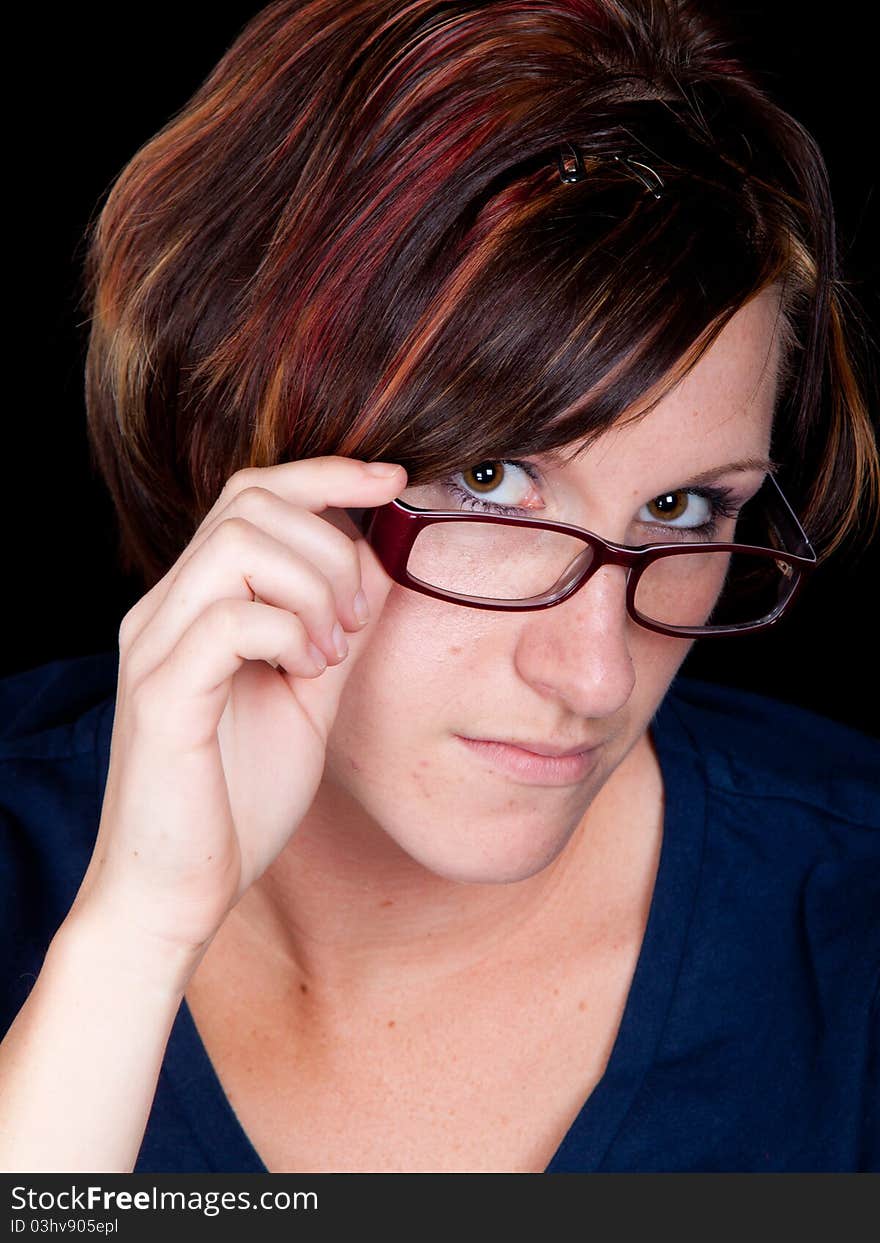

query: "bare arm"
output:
0 457 404 1172
0 901 204 1173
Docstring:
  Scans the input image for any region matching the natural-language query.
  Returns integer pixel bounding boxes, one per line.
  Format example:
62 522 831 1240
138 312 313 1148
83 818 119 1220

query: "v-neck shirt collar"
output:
119 689 705 1174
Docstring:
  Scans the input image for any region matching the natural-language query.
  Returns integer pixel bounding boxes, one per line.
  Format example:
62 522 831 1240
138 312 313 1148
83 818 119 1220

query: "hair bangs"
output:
81 1 879 587
332 138 788 485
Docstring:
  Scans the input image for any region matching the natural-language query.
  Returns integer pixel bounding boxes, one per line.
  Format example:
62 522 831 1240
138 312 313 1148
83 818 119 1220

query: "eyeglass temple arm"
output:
346 481 817 562
766 474 817 561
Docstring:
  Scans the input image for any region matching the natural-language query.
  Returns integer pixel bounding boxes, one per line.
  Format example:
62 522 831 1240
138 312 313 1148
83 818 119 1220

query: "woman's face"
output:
321 290 785 883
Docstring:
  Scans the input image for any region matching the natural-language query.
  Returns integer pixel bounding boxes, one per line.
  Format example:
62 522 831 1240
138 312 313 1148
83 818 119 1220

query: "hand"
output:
69 456 406 972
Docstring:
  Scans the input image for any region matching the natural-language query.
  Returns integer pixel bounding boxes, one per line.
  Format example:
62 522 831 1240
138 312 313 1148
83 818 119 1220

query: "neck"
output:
209 730 663 1017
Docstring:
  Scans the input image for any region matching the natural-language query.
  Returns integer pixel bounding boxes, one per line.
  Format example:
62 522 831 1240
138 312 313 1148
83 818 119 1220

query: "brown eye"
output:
646 492 689 522
461 462 506 494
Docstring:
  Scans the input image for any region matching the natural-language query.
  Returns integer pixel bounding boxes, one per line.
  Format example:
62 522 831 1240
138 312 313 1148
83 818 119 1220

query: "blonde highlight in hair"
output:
81 0 879 588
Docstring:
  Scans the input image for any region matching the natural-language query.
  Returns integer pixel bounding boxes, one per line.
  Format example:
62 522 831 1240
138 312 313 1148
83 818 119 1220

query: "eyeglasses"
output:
346 471 817 638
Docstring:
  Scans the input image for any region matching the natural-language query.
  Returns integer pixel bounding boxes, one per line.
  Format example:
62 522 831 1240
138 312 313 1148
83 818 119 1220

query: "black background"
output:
7 2 878 736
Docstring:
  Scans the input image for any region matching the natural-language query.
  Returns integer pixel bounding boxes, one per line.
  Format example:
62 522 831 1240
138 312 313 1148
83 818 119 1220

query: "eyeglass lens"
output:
399 480 798 631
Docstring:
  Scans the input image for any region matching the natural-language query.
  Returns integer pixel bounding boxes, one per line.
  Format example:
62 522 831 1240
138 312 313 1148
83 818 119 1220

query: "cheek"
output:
325 586 693 794
335 589 691 740
318 593 693 882
326 589 488 761
629 624 695 697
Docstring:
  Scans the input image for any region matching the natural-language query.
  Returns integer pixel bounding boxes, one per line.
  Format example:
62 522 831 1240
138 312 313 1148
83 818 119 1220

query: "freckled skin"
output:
233 291 785 993
411 766 433 799
315 291 782 885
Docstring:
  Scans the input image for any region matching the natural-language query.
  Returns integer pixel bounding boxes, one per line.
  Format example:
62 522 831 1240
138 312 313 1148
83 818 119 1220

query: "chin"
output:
391 817 579 886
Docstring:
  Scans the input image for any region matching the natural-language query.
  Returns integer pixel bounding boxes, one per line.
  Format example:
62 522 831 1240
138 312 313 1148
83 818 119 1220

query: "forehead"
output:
541 290 784 487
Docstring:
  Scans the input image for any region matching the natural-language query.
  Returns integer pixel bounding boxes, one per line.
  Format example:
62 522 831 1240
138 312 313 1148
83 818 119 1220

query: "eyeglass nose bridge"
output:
525 527 668 623
348 482 818 636
355 498 686 584
536 527 645 607
356 498 661 615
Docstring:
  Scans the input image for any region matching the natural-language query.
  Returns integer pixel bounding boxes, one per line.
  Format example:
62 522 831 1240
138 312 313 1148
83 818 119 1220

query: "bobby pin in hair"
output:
557 140 665 199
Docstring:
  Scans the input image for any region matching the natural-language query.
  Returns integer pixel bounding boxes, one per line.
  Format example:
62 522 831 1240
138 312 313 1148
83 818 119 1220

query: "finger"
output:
132 598 331 751
125 517 375 680
182 489 370 633
210 456 406 539
284 535 398 737
121 458 405 649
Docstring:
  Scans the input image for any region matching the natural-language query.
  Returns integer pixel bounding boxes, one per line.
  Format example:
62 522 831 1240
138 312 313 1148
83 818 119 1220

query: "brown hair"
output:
82 0 880 589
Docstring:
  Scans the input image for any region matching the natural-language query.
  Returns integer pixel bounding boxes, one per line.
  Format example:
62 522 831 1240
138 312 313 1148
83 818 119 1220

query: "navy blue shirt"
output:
1 651 877 1172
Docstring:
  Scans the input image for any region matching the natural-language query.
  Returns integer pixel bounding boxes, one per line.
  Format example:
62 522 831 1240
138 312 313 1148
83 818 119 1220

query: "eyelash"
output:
443 460 544 516
441 459 742 540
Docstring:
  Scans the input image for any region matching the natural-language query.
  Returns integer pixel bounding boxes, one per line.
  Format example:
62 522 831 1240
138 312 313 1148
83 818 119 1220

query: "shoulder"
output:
659 677 878 1161
0 651 119 1029
660 675 879 1052
0 647 119 852
0 648 118 850
0 649 119 753
662 674 879 832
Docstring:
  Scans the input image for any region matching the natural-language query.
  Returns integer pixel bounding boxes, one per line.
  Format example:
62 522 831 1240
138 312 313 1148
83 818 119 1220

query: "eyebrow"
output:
534 448 779 487
679 456 779 487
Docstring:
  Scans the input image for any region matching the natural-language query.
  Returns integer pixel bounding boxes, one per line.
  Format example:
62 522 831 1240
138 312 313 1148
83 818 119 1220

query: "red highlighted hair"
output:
82 0 879 587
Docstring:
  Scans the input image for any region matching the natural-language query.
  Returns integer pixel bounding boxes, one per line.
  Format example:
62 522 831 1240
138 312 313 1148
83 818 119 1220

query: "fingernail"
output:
353 589 370 625
363 461 403 477
332 621 349 660
307 642 327 671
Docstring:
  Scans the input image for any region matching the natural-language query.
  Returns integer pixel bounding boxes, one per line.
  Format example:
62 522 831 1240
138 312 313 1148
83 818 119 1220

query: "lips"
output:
455 735 601 785
464 738 597 758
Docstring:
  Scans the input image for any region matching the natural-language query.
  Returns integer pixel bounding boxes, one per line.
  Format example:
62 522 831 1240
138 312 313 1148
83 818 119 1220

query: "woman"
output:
0 0 877 1173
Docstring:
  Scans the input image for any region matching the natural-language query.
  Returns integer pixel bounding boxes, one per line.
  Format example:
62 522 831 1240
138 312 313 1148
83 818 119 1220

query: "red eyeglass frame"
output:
345 472 818 638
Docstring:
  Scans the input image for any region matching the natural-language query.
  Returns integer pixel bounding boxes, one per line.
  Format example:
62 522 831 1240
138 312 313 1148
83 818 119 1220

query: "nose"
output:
513 563 637 718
